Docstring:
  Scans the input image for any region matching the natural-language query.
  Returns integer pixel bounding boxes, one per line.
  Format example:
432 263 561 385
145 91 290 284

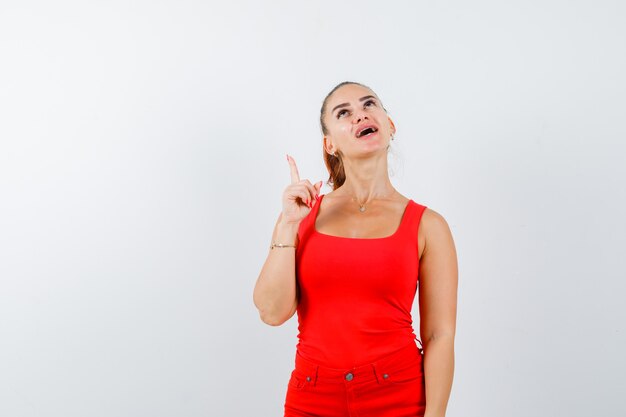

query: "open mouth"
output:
356 126 378 138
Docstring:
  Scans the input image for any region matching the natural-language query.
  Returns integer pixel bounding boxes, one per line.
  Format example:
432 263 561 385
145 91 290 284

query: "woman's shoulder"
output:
410 198 449 231
405 201 451 260
419 205 449 227
418 205 454 253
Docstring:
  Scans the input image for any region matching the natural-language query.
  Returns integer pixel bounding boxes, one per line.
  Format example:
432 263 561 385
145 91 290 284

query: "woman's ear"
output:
388 117 396 135
323 136 335 155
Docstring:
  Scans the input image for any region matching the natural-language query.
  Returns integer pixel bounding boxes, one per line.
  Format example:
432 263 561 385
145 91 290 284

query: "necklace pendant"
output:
359 205 366 212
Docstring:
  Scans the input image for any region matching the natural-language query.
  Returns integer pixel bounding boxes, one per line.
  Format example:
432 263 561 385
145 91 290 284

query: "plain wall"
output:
1 1 624 416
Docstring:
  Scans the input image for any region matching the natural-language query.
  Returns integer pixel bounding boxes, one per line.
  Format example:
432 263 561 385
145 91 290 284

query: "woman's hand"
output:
281 154 322 225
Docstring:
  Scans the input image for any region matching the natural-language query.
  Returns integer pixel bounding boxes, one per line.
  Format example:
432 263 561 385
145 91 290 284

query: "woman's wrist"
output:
273 219 299 245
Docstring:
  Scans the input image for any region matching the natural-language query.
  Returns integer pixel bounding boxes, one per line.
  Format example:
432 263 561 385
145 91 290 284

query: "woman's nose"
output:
353 112 369 123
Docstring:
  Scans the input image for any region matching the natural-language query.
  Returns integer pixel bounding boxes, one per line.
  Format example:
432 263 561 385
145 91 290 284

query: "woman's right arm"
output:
253 154 322 326
252 211 301 326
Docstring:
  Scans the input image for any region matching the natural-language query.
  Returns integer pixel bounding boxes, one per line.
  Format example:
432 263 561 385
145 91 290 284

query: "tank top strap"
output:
297 194 323 244
399 200 427 240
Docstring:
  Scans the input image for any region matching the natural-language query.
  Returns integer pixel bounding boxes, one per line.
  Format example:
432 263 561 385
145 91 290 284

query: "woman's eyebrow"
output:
331 95 376 114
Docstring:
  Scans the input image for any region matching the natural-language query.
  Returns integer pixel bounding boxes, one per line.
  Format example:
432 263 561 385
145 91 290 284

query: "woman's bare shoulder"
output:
420 206 455 256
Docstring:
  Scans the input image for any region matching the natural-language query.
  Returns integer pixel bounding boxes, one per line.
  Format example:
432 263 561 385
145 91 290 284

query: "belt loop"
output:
371 363 381 384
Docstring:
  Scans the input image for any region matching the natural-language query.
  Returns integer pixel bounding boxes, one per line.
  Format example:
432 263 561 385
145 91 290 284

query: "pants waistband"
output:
294 341 423 385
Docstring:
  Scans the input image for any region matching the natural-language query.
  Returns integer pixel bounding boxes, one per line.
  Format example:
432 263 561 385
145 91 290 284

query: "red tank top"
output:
295 193 427 368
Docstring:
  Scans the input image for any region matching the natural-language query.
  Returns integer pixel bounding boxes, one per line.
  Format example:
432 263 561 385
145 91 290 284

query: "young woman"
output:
253 81 458 417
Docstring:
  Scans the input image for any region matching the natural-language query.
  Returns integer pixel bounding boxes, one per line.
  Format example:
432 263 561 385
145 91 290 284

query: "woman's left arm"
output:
418 209 459 417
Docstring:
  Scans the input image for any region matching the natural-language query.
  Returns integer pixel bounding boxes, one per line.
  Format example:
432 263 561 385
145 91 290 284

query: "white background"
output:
1 1 625 416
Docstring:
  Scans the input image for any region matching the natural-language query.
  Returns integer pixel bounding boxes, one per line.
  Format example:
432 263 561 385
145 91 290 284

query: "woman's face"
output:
323 84 395 158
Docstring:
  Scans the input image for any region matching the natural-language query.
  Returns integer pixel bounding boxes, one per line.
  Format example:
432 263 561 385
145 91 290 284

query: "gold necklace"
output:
350 190 396 213
352 196 368 212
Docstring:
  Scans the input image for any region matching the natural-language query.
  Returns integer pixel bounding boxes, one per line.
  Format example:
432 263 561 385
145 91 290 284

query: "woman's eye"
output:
336 101 375 118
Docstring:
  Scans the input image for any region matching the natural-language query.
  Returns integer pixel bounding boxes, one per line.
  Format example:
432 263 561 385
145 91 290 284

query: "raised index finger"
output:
287 154 300 184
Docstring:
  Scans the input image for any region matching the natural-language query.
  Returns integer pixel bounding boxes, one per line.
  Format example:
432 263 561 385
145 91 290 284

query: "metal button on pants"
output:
284 341 425 417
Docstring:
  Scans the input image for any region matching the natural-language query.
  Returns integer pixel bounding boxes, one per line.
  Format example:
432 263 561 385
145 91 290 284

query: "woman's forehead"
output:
329 84 377 103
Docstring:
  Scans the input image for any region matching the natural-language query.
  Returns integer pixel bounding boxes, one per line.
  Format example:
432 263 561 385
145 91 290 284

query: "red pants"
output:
284 341 426 417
